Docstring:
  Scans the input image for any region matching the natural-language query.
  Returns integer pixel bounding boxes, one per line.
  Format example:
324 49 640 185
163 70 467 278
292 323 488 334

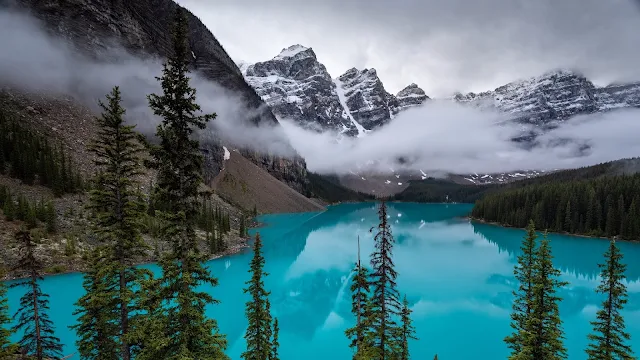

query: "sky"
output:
176 0 640 96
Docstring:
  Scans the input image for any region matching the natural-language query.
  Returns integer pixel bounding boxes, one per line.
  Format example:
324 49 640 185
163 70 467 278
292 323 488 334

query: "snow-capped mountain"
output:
241 45 429 136
452 70 640 126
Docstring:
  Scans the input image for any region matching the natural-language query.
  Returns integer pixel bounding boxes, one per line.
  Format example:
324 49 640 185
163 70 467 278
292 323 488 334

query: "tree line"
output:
472 173 640 239
0 110 83 196
504 220 634 359
0 185 57 233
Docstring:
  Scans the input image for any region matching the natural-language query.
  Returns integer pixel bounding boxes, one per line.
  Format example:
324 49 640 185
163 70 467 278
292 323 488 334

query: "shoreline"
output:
1 230 256 282
467 216 636 242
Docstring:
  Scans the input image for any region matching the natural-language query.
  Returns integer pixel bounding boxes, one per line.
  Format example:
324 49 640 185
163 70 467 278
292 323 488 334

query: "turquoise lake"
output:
6 202 640 359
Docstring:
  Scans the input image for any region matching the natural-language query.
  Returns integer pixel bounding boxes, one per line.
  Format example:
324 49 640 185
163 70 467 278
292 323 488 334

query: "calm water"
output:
6 202 640 359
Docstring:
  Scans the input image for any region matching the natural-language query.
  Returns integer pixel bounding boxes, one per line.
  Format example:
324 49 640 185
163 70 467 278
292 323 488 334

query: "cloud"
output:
176 0 640 96
0 8 296 157
280 101 640 175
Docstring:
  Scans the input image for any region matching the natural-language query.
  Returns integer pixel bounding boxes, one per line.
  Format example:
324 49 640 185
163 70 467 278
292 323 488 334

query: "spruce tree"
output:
520 232 568 359
71 248 119 360
270 317 280 360
586 239 634 359
399 295 417 360
242 233 273 360
368 201 402 359
11 229 64 360
0 273 16 357
144 8 227 358
504 220 538 356
346 236 372 358
80 86 150 360
3 192 14 221
45 201 56 234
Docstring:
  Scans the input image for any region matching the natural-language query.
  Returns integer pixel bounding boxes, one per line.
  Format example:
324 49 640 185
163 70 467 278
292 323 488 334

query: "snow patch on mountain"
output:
274 44 309 60
334 77 367 137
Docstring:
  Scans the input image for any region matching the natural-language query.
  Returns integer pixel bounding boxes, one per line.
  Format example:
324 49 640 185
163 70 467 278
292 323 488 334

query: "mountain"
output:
241 44 429 135
453 69 640 126
2 0 310 193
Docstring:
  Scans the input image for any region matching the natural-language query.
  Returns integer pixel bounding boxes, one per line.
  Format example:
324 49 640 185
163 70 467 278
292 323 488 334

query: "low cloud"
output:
281 102 640 175
0 8 295 157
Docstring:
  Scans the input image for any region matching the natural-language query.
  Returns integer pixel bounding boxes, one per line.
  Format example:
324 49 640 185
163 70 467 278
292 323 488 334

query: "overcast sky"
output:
176 0 640 96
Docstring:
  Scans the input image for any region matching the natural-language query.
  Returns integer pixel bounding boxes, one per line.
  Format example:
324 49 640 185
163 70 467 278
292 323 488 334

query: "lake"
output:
6 202 640 359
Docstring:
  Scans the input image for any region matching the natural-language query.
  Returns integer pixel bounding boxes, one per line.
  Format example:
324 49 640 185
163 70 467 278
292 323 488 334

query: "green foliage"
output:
79 86 152 360
44 265 67 274
11 229 64 360
396 158 639 204
393 177 494 203
64 237 77 257
399 295 417 360
71 248 120 360
472 174 640 239
0 186 57 233
0 108 82 195
239 214 247 238
519 232 568 359
345 257 372 357
242 233 277 360
504 221 538 355
0 273 16 357
368 201 403 358
270 317 280 360
141 8 227 359
586 239 635 359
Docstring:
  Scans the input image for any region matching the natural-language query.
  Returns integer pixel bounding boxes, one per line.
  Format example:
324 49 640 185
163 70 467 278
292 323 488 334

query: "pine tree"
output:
3 192 14 221
143 8 227 358
11 229 64 360
520 232 568 360
242 233 273 360
270 317 280 360
399 295 417 360
368 201 402 359
80 86 151 360
240 214 247 237
71 248 120 360
45 201 56 234
346 236 372 358
0 272 16 357
504 220 538 356
585 239 635 360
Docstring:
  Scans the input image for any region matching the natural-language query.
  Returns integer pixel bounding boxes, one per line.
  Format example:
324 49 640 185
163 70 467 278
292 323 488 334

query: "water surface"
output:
7 203 640 359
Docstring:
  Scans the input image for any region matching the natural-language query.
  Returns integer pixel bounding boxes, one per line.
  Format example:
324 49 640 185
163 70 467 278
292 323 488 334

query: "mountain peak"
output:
274 44 312 60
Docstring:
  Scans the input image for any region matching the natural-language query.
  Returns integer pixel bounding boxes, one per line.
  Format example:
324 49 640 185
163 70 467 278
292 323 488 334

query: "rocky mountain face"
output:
453 70 640 126
244 45 360 136
2 0 310 193
395 83 429 112
242 45 430 135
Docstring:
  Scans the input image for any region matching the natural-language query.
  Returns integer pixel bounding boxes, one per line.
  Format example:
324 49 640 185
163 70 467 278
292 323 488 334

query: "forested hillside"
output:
307 173 375 203
471 173 640 240
394 158 640 204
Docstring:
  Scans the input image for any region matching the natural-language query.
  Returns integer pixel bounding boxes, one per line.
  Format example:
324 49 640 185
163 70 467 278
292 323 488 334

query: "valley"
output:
0 0 639 359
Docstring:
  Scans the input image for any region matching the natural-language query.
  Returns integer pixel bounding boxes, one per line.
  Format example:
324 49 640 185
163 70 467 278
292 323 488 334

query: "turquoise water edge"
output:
6 202 640 359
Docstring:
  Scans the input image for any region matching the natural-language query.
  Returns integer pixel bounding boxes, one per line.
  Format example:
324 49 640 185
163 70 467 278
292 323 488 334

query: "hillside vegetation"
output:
394 158 640 204
472 173 640 240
